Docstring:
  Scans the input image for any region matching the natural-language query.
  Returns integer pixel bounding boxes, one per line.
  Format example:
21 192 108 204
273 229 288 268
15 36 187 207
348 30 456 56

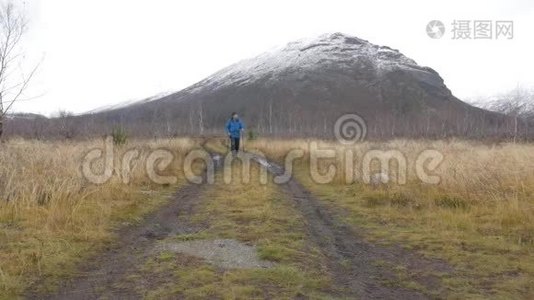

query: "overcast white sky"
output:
14 0 534 115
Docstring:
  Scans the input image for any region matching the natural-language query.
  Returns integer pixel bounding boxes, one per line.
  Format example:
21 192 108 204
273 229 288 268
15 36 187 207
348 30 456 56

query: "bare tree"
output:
198 102 204 135
0 2 38 138
56 110 75 139
268 99 273 134
472 86 534 141
492 88 534 119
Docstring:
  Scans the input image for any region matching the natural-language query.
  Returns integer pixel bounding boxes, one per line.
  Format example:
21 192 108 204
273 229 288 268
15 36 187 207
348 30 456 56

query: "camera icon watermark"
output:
426 20 445 39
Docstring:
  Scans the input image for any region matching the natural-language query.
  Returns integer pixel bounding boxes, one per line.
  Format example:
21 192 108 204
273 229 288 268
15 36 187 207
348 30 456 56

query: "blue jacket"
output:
226 118 244 138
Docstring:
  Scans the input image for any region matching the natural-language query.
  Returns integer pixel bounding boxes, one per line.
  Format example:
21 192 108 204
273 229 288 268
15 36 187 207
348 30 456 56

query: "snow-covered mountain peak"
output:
185 32 430 94
70 33 500 140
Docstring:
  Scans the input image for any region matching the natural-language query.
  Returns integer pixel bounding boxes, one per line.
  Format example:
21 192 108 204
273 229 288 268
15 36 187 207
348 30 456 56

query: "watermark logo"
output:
426 20 445 39
334 113 367 144
80 119 445 188
426 19 514 40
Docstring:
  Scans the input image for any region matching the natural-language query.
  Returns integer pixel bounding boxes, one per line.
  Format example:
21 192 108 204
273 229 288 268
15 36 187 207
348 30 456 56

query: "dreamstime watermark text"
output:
81 114 445 186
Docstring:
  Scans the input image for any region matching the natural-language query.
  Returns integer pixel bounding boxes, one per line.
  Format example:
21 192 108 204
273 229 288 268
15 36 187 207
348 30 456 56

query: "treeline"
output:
4 106 533 142
4 87 534 142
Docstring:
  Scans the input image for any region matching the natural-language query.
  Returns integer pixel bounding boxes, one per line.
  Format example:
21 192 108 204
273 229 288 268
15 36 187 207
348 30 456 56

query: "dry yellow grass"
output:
251 138 534 210
2 137 534 298
0 137 198 298
249 138 534 298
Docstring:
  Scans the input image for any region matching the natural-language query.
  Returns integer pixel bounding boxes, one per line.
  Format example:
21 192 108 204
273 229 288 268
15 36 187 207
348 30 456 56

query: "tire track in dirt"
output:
27 164 216 299
28 146 452 299
250 154 453 299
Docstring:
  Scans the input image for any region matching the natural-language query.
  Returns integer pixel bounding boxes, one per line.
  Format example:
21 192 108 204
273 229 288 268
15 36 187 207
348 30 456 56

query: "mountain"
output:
6 112 47 120
12 33 514 139
86 91 176 114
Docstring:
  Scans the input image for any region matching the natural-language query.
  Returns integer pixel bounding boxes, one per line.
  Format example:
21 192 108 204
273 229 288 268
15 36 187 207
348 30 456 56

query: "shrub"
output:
247 130 257 140
111 127 128 145
434 195 468 210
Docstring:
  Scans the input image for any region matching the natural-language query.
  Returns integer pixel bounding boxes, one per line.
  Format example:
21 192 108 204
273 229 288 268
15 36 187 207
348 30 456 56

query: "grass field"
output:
1 137 533 298
249 138 534 298
0 138 198 298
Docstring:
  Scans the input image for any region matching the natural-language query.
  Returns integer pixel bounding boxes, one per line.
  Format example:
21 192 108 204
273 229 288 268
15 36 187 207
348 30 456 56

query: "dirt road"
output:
29 152 452 299
27 177 211 299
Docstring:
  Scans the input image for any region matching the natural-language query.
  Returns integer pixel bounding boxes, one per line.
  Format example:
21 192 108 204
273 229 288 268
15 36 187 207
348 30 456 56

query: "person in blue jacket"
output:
226 112 245 154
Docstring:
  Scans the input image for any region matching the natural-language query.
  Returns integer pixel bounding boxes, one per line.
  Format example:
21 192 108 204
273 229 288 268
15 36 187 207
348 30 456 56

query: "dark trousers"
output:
230 137 240 152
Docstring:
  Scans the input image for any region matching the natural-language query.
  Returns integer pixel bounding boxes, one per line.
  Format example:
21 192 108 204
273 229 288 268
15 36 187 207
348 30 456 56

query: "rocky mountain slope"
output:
11 33 513 139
